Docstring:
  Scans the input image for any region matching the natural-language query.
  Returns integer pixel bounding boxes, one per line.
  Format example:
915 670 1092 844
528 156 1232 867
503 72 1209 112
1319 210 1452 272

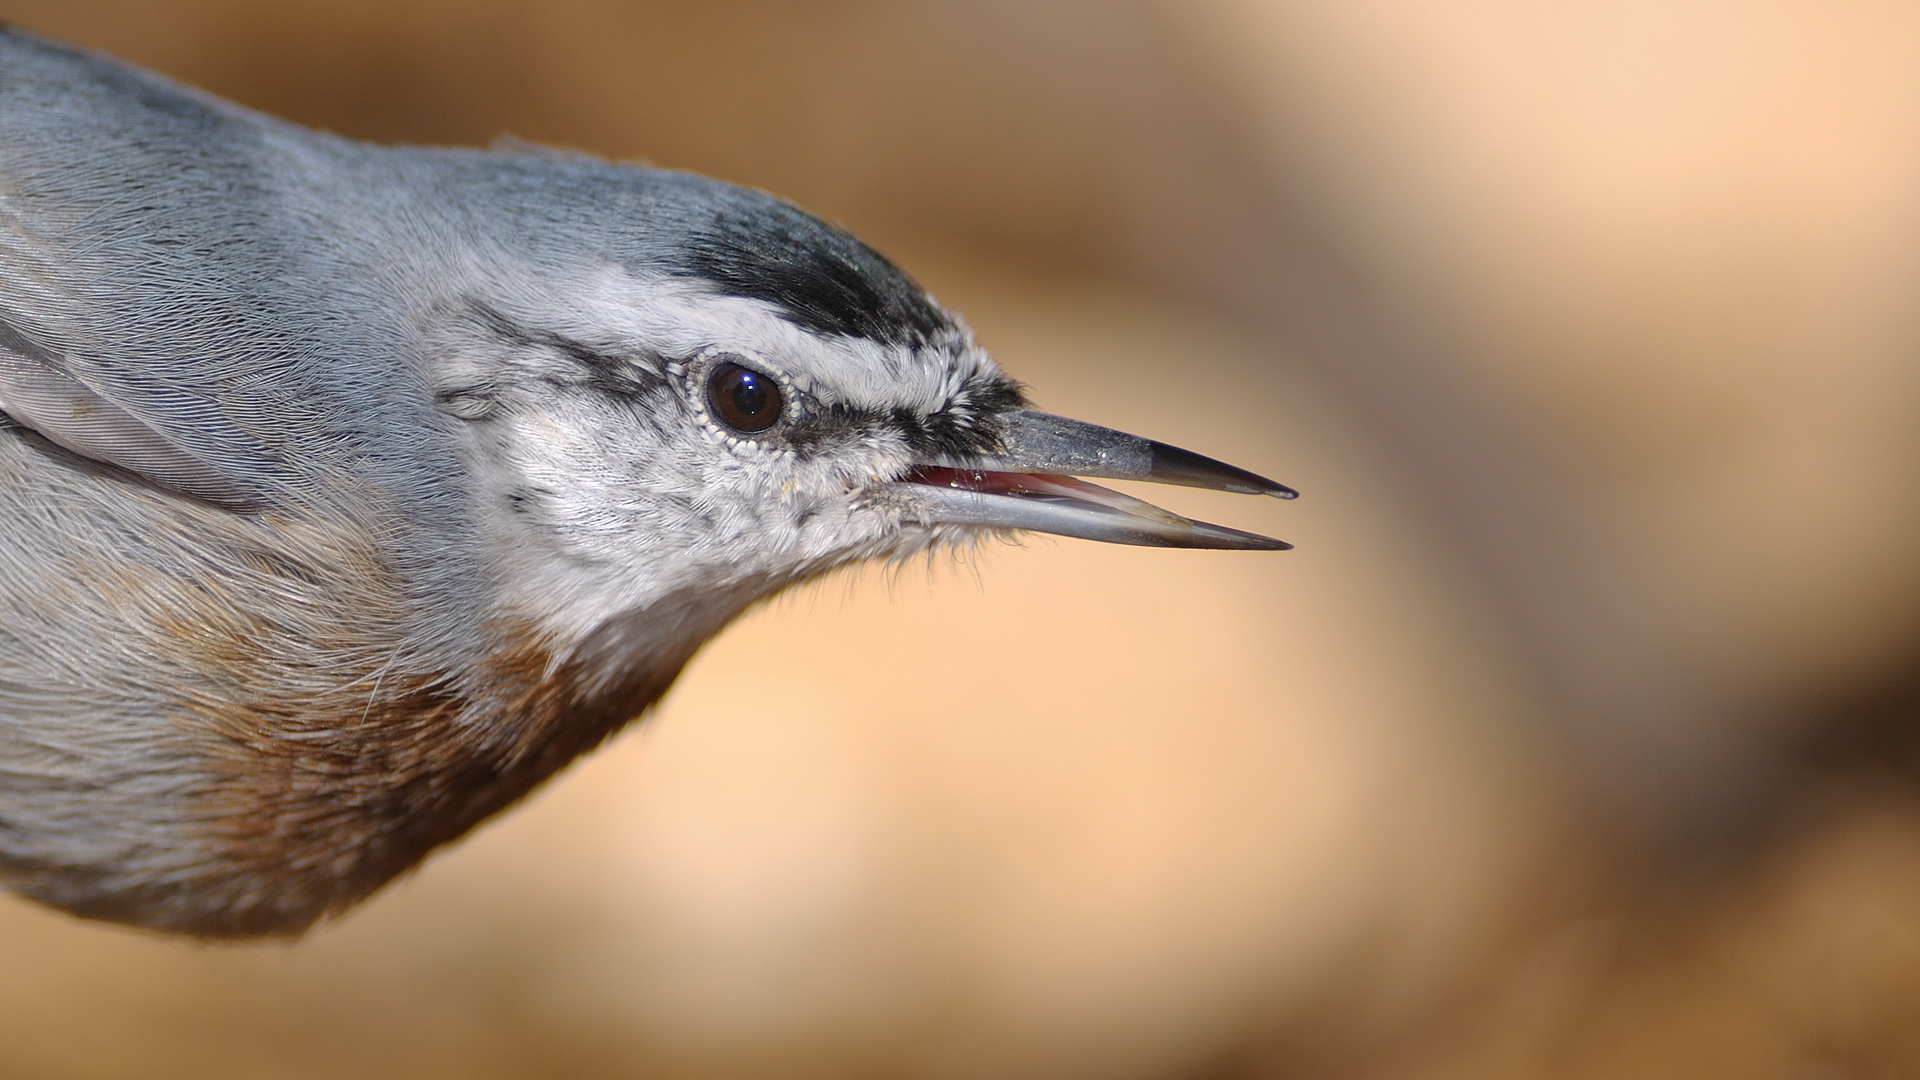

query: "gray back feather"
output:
0 29 535 929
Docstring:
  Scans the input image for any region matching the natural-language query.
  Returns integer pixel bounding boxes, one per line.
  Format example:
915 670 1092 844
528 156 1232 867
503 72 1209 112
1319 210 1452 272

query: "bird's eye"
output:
706 361 784 434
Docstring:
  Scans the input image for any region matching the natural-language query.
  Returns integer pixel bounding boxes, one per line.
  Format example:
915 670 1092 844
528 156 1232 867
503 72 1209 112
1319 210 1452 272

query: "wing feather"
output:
0 320 258 509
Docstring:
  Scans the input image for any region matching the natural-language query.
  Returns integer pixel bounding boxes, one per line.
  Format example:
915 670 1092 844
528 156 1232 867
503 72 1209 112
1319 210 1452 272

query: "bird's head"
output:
409 166 1294 657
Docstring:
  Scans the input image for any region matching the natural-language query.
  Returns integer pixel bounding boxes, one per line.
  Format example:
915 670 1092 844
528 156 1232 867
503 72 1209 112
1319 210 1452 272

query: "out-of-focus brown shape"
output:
0 2 1916 1078
1169 0 1920 828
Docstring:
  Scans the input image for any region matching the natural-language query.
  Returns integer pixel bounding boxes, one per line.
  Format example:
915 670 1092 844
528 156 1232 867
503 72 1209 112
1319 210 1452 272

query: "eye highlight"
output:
706 361 784 434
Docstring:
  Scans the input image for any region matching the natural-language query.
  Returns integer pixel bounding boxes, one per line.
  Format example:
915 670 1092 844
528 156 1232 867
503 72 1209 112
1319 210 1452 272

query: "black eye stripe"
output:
706 361 784 434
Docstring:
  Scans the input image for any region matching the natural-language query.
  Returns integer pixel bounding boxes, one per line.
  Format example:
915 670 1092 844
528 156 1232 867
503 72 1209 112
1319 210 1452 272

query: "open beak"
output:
895 408 1295 550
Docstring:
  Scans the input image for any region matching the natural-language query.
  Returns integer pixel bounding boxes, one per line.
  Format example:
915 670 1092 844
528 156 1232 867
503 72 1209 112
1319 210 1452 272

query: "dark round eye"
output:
705 361 784 434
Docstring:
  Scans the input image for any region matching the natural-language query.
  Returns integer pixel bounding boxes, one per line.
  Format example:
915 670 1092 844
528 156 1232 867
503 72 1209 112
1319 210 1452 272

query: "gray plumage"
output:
0 28 1292 937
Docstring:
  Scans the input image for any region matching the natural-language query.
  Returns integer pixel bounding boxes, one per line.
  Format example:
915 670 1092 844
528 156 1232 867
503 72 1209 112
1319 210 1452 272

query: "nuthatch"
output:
0 28 1293 937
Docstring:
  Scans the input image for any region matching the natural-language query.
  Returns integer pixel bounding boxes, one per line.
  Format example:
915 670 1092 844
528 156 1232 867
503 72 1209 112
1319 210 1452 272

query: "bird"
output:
0 27 1294 938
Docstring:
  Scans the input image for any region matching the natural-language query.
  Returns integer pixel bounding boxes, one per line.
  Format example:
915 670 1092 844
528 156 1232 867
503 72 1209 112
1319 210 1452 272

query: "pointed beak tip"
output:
905 409 1297 551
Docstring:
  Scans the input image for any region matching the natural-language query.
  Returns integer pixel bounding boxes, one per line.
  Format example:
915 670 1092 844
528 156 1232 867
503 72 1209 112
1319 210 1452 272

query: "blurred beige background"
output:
3 2 1920 1077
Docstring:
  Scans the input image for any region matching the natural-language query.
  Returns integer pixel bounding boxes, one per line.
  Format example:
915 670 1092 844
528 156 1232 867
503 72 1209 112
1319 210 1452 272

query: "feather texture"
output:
0 25 1289 939
0 319 258 506
0 26 1020 935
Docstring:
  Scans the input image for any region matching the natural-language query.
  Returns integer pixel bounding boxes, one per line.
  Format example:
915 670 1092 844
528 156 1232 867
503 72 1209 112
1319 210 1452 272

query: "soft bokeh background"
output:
3 2 1919 1077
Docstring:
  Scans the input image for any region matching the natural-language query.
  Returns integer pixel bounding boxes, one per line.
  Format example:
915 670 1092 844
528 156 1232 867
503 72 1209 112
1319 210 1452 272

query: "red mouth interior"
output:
898 466 1209 532
901 466 1161 516
900 466 1073 497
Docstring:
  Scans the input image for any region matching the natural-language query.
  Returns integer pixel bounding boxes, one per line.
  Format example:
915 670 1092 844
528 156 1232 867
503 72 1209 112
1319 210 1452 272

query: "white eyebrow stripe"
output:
479 266 1000 416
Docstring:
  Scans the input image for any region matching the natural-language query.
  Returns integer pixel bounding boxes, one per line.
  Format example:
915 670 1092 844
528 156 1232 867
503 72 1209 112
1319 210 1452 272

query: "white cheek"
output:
506 415 640 525
451 266 1000 649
